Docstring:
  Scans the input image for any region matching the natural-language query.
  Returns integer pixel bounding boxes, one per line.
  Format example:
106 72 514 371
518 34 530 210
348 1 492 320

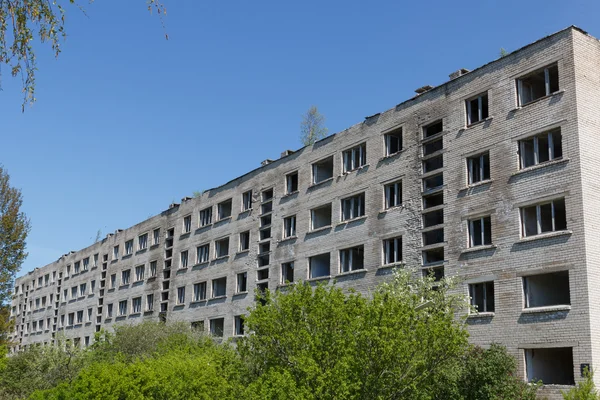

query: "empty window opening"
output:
153 228 160 245
82 258 89 271
423 247 444 265
341 193 366 221
385 128 403 156
118 300 127 316
138 234 148 250
125 240 133 255
521 198 567 237
183 215 192 233
197 244 209 263
340 246 364 273
193 282 207 301
423 138 443 156
74 261 81 274
423 192 444 209
469 282 495 313
384 180 402 209
284 215 296 238
423 155 443 173
311 204 332 230
191 321 204 331
423 228 444 246
261 201 273 215
237 272 248 293
467 152 490 184
239 231 250 252
517 64 559 106
383 237 402 265
132 297 142 313
343 143 367 173
260 227 271 241
423 209 444 228
242 190 252 211
262 188 274 202
257 268 269 281
286 172 299 194
423 267 444 282
281 262 294 283
180 251 189 269
215 238 230 258
135 265 144 281
423 120 443 139
217 199 233 220
312 156 334 184
523 271 570 308
258 254 270 267
122 269 131 285
260 214 272 227
519 129 562 169
466 92 489 125
468 216 492 247
210 318 224 337
525 347 574 385
113 246 119 260
162 281 170 291
234 316 245 336
150 261 157 277
259 242 270 254
146 294 154 311
212 277 227 298
423 174 444 192
309 253 330 279
199 207 212 226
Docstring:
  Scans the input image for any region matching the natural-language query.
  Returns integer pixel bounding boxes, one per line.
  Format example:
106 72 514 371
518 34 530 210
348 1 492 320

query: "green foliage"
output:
238 269 470 399
0 1 166 110
0 336 86 400
562 368 599 400
32 338 243 400
454 344 540 400
0 165 30 306
499 47 509 57
300 105 328 146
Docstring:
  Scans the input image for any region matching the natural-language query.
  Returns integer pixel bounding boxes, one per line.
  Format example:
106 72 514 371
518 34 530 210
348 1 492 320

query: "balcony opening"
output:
525 347 574 385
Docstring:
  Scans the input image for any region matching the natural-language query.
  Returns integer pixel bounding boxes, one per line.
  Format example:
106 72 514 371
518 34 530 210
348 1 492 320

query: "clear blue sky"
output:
1 0 597 275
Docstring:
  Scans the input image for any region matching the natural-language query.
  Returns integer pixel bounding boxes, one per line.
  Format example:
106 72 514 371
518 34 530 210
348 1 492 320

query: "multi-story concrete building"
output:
9 25 600 396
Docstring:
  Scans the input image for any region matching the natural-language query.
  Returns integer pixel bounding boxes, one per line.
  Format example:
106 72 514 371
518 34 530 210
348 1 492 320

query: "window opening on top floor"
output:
517 64 559 106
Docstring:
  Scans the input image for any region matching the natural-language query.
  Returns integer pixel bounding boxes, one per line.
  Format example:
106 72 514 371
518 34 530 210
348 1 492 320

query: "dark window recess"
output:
521 198 567 237
259 242 270 254
469 216 492 247
262 189 273 202
469 282 495 312
423 138 443 156
518 64 559 106
423 155 443 173
423 267 444 282
519 129 562 169
423 120 443 139
261 202 273 214
312 157 334 184
423 174 444 191
423 192 444 209
423 228 444 246
467 153 490 184
257 268 269 281
466 93 489 125
258 254 270 267
286 173 298 194
523 271 570 308
423 209 444 228
259 228 271 241
309 253 330 279
423 248 444 265
525 347 574 385
311 204 332 230
385 129 403 156
260 214 272 227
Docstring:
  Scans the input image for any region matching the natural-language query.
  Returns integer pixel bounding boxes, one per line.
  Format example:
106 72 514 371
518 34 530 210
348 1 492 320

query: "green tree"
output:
0 1 166 110
562 368 598 400
300 105 328 146
238 269 471 399
0 165 30 307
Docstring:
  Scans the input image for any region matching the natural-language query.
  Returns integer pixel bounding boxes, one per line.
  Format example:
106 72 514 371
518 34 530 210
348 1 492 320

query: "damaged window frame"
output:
520 198 567 238
518 128 563 169
341 192 366 221
342 143 367 173
384 180 402 209
517 63 559 106
241 190 252 212
468 216 492 247
283 215 296 238
384 128 403 157
339 245 365 273
465 92 489 126
469 281 495 313
467 152 490 185
382 236 402 266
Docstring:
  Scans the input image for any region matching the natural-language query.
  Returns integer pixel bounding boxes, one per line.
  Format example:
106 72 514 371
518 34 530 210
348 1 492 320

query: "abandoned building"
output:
9 26 600 397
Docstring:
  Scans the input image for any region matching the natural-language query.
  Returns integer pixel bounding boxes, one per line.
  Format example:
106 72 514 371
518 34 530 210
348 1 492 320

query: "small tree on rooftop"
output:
300 106 328 146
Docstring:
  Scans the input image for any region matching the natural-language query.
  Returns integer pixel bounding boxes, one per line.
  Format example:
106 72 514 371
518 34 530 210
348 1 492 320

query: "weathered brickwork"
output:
9 26 599 398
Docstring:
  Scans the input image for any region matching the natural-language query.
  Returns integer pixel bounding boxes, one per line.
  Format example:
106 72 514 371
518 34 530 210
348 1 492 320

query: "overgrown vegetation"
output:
300 105 328 146
1 270 541 399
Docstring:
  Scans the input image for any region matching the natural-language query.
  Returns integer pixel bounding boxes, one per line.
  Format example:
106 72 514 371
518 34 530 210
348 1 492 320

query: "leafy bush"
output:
562 368 598 400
